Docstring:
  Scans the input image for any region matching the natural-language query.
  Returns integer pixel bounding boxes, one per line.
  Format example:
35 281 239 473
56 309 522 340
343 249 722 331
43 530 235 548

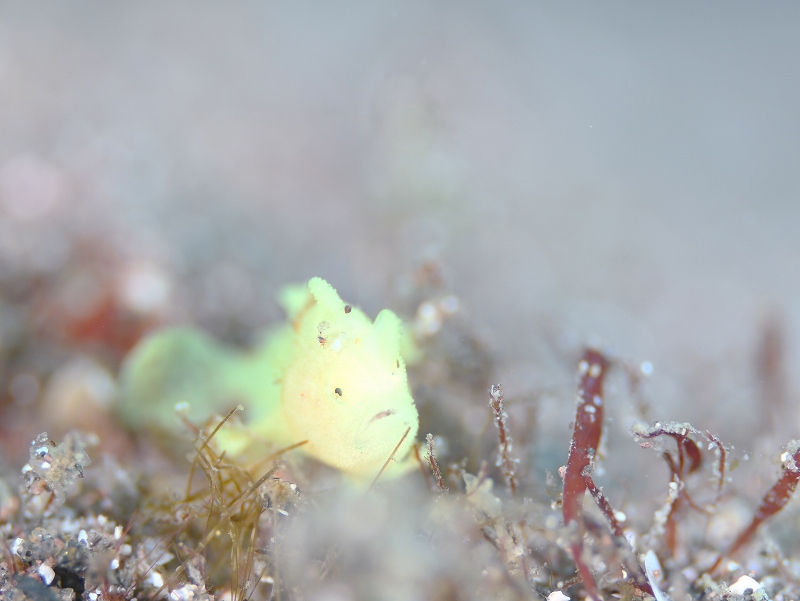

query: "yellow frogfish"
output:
117 277 420 481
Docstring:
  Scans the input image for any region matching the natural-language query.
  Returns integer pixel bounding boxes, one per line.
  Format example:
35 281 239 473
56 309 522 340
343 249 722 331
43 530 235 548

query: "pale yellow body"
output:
119 278 420 481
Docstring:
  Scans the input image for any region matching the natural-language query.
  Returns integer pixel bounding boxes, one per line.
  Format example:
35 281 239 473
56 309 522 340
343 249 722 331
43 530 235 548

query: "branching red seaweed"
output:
489 384 518 495
560 349 655 600
426 433 448 493
709 440 800 576
632 422 727 556
583 477 624 539
562 349 609 601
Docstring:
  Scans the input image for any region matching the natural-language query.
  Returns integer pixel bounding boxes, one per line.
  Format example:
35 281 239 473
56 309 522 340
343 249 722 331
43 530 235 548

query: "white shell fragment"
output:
729 575 763 595
644 550 671 601
37 563 55 585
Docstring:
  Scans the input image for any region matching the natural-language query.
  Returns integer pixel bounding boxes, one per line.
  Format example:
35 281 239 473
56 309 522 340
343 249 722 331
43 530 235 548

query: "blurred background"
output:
0 3 799 466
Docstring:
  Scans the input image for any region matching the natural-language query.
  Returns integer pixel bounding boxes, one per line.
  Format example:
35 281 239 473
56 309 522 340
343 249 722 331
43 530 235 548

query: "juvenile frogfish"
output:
118 277 420 481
